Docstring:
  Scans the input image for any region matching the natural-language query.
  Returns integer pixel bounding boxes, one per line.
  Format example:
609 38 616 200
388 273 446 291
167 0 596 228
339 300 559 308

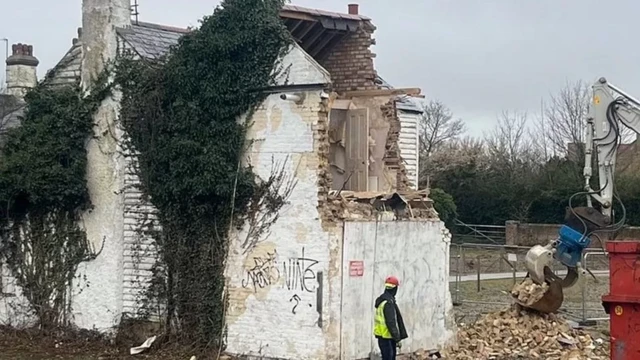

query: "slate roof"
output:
396 96 423 113
43 5 388 91
117 22 188 59
44 40 82 87
374 76 423 113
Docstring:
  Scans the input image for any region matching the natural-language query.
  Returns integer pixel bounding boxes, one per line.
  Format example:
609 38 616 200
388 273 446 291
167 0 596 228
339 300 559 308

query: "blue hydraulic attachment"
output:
554 225 591 268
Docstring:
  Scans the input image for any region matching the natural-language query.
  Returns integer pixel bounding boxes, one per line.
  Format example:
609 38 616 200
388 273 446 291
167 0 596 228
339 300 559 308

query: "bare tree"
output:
544 80 590 157
419 135 486 188
538 80 636 176
419 100 465 156
485 110 531 167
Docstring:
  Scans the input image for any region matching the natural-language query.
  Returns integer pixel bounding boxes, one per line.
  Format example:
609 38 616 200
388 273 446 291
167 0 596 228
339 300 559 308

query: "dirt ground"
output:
0 326 213 360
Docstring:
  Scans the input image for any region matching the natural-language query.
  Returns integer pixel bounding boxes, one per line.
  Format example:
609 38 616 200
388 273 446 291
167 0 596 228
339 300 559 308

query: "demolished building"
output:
0 2 455 359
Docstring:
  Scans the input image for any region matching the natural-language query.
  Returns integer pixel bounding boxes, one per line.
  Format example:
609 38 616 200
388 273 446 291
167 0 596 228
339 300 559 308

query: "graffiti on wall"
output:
283 247 318 314
242 250 280 292
282 247 318 293
241 246 319 315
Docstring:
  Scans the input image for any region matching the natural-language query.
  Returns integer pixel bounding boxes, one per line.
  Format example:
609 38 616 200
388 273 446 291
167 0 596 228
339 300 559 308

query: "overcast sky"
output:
2 0 640 136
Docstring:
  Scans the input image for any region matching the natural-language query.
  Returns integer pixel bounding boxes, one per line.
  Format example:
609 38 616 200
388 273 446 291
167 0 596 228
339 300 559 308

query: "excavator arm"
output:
521 78 640 312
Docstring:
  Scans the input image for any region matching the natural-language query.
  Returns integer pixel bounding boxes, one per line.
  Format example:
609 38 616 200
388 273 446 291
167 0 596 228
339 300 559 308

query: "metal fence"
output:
449 243 610 326
452 221 506 245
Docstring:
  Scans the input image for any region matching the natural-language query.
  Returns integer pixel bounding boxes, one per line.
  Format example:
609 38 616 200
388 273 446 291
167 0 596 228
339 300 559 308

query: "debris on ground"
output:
510 278 549 306
410 305 609 360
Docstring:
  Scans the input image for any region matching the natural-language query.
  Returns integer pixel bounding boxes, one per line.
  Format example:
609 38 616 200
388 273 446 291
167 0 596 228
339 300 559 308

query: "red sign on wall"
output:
349 261 364 277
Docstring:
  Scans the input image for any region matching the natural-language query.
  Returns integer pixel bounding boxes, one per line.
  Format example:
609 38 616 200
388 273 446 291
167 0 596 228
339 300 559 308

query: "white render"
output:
5 64 38 98
341 221 455 358
71 0 131 331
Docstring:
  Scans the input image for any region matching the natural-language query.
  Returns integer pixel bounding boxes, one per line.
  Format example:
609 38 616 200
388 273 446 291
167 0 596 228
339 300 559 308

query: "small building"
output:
0 2 454 359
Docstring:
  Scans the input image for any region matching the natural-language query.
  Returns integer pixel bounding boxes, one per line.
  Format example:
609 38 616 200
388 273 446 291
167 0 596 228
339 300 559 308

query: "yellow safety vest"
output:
373 300 393 339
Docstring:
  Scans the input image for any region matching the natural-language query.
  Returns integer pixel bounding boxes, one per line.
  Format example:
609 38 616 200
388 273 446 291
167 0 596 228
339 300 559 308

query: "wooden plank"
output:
279 10 316 22
345 108 369 191
342 88 422 98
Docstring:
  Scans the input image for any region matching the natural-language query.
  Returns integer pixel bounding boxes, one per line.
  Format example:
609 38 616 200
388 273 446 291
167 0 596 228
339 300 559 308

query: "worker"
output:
373 275 408 360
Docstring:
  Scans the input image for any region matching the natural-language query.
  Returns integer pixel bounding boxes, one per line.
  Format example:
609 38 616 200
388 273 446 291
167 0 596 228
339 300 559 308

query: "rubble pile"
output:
418 306 610 360
408 280 609 359
510 278 549 306
326 190 438 220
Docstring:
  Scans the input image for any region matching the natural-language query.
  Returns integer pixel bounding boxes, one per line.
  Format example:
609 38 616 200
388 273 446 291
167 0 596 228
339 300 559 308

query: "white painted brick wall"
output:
225 92 336 359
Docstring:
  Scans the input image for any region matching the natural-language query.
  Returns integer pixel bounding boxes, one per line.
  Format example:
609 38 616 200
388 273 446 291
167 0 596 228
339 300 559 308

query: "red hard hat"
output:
385 276 399 287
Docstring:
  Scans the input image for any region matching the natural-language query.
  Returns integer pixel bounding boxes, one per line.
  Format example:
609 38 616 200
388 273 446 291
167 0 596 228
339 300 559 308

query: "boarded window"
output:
345 108 369 191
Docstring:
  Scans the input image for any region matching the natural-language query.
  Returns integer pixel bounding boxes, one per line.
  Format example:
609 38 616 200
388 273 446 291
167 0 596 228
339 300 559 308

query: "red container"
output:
601 240 640 360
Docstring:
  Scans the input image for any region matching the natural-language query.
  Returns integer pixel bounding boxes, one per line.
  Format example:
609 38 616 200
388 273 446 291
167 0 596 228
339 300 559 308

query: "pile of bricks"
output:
408 305 609 360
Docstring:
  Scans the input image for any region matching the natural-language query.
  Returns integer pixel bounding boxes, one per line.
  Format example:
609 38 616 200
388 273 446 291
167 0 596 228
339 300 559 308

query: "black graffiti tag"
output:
242 250 280 292
290 294 301 314
282 247 318 293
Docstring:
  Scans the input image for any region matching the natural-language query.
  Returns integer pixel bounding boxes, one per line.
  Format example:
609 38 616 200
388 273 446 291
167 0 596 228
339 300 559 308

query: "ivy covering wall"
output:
0 78 110 330
115 0 292 347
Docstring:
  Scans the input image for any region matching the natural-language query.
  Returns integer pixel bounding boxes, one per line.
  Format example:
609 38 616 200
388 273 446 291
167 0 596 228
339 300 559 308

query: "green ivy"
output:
429 188 457 228
0 78 110 330
115 0 291 347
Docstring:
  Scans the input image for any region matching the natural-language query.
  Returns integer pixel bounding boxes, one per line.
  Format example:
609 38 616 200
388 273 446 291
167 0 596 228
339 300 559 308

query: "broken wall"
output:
328 95 410 193
223 42 344 359
224 90 345 360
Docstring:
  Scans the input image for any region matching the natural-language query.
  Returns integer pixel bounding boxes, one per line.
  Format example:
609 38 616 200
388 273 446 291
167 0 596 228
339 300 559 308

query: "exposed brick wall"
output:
381 100 410 190
320 24 378 93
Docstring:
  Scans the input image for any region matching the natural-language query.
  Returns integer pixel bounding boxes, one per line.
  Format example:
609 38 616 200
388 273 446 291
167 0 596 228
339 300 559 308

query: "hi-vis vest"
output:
374 300 393 339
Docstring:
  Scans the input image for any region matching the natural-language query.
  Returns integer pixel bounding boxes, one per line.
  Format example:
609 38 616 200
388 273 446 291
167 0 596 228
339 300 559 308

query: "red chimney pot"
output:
348 4 359 15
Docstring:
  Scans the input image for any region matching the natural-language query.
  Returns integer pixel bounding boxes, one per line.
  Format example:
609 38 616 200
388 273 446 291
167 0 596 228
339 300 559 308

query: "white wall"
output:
71 0 131 331
224 90 343 359
398 110 420 189
341 220 455 358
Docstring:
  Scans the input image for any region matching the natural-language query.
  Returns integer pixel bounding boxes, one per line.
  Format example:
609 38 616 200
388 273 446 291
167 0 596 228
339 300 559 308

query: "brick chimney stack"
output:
348 4 359 15
5 43 39 98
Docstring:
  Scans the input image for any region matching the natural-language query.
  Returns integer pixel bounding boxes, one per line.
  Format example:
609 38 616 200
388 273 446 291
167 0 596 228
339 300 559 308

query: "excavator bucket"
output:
524 244 554 285
514 275 565 313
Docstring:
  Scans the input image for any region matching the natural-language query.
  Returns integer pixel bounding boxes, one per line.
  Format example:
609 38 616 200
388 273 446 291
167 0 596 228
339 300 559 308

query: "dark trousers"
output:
377 337 397 360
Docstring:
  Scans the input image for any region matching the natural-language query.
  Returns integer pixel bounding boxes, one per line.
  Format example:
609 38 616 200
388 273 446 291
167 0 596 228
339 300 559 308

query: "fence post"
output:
462 248 466 276
454 244 461 305
476 255 481 292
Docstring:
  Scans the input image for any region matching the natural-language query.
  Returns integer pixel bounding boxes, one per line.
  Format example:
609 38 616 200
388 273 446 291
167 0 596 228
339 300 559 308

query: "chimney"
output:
81 0 131 90
5 43 39 98
348 4 359 15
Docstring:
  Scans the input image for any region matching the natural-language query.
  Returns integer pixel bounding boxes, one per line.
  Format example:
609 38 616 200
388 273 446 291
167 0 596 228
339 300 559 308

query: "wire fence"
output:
449 243 610 326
